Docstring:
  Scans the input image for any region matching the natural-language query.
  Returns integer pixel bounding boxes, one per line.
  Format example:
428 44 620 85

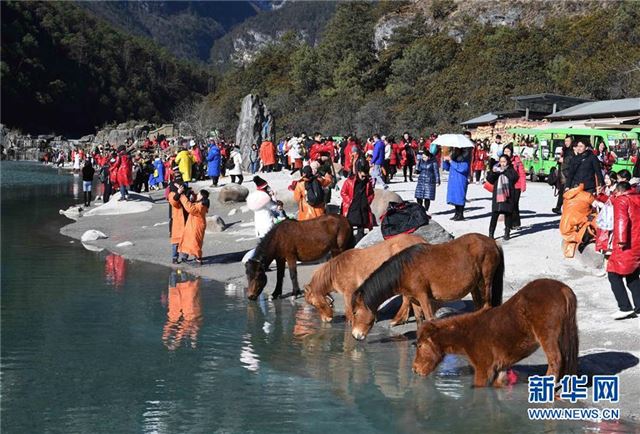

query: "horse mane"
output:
308 256 337 295
352 244 427 313
253 223 280 264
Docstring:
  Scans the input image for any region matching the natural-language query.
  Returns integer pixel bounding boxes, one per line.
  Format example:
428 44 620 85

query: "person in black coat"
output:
565 141 604 194
552 136 575 214
486 154 519 240
81 160 96 207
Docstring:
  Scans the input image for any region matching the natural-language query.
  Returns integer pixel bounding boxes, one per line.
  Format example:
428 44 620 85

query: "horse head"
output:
245 259 267 300
304 284 334 322
412 321 445 377
351 291 376 340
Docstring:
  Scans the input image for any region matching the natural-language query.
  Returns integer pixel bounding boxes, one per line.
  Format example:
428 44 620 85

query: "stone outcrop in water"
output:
235 94 274 170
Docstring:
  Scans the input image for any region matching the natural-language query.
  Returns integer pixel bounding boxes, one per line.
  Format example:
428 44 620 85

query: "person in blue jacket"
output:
446 147 471 221
148 156 165 190
206 142 221 187
371 133 388 189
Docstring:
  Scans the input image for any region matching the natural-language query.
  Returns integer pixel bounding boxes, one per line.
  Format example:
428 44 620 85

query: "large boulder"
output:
218 184 249 203
235 94 275 171
370 189 403 222
356 221 453 249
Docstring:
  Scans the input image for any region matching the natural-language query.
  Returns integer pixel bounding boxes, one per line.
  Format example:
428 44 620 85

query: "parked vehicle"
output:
507 127 639 181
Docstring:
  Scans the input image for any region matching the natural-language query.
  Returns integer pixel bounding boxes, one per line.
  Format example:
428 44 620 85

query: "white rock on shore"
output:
81 229 108 242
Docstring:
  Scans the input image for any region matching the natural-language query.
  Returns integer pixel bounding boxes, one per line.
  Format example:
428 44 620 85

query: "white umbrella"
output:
431 134 474 148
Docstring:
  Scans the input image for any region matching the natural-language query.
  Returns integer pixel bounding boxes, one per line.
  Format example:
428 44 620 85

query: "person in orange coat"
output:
162 271 202 350
259 140 277 172
177 187 210 264
167 172 188 264
292 165 332 221
559 184 597 258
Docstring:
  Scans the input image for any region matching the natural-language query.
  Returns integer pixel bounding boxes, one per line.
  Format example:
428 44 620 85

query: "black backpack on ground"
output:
381 201 429 239
305 177 324 206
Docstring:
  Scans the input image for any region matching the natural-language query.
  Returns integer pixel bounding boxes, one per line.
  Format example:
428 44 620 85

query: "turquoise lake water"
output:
0 162 636 433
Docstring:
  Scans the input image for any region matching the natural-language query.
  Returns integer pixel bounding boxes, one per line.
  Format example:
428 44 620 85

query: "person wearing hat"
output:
340 158 375 243
293 165 331 221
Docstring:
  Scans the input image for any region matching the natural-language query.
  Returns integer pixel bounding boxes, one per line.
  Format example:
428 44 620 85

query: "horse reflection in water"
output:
104 254 127 290
162 270 202 350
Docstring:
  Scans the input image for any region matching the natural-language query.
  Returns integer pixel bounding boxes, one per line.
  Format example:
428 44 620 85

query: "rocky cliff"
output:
373 0 614 48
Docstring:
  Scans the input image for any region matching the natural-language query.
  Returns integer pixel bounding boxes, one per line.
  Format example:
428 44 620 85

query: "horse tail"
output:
352 244 426 313
490 244 504 307
346 225 356 249
559 284 579 376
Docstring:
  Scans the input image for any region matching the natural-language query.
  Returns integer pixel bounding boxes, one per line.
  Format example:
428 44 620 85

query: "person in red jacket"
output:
389 139 402 180
259 140 277 172
503 145 527 229
607 181 640 320
471 142 488 183
594 141 617 175
340 158 375 243
108 156 120 191
343 137 361 176
116 146 133 201
310 134 335 162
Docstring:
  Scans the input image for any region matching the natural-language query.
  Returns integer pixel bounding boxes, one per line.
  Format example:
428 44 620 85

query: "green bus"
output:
507 126 639 181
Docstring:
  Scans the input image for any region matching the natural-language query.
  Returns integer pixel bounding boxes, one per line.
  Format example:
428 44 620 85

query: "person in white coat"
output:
228 145 244 184
287 137 303 176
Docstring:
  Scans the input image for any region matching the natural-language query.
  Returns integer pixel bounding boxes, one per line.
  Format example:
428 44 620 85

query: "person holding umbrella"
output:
434 134 473 221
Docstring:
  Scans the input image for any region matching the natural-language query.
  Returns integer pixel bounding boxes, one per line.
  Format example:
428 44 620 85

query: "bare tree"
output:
172 98 219 142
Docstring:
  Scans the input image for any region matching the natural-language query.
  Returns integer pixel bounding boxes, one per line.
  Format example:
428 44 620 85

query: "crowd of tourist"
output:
47 126 640 321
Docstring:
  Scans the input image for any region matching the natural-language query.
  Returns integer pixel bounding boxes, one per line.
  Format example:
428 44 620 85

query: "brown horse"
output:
246 214 353 300
351 233 503 340
304 234 426 324
413 279 578 387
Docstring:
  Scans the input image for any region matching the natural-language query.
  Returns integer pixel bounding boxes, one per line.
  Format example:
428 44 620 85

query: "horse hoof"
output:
271 293 282 300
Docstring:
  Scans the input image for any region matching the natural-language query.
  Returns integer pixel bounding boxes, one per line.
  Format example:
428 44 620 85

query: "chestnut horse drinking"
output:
304 233 426 323
412 279 578 386
246 214 353 300
351 233 504 340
